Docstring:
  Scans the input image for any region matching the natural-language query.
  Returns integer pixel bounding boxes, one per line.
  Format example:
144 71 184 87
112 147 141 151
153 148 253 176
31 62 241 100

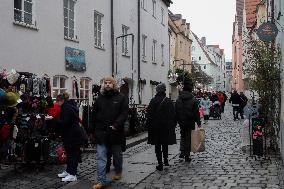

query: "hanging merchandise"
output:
6 69 20 85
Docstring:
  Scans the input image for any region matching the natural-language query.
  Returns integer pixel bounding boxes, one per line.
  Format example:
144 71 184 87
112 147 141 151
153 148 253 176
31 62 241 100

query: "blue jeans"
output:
96 144 123 184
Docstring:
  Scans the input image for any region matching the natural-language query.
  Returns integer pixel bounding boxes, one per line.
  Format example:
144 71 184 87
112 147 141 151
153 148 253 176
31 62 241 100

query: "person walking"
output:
229 90 241 121
92 77 128 189
200 95 211 124
239 92 248 119
175 80 201 162
146 83 176 171
56 93 84 182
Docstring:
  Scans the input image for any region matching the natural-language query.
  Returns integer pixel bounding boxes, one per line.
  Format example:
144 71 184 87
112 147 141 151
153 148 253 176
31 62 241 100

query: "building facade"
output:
191 33 226 91
0 0 172 105
168 11 192 100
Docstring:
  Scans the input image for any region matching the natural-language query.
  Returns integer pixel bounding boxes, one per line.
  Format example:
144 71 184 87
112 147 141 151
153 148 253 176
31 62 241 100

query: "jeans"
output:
65 145 80 176
155 144 168 165
180 128 192 157
96 144 123 184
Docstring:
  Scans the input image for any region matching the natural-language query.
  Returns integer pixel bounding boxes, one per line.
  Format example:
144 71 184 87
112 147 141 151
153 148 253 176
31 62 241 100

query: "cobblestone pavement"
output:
0 105 284 189
134 106 284 189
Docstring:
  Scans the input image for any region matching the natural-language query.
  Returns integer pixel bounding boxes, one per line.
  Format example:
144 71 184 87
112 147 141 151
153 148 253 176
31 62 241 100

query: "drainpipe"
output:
111 0 114 75
138 0 141 104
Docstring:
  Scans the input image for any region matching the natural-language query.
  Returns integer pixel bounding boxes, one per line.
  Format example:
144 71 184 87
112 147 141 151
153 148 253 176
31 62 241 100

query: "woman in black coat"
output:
55 93 83 182
146 83 176 171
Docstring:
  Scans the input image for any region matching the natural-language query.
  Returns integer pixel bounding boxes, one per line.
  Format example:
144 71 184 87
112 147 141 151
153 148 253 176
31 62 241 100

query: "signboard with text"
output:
256 22 278 42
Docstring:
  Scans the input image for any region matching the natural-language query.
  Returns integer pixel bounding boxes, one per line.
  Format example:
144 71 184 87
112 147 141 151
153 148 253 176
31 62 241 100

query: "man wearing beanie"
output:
175 80 201 162
93 77 129 189
146 83 176 171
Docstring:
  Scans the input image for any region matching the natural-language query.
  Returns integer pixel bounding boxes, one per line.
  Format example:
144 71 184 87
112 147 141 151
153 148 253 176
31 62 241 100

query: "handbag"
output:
191 126 205 153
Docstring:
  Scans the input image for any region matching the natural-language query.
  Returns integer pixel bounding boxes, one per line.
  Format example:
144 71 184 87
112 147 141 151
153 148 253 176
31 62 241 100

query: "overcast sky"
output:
170 0 236 60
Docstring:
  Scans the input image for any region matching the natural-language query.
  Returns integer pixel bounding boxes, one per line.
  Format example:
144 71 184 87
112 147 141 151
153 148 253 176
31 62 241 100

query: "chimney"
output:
186 23 190 30
201 37 206 46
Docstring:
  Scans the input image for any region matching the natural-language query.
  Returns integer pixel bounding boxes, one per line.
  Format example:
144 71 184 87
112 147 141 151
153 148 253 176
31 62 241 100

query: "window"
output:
152 40 157 63
94 11 104 48
142 35 147 61
64 0 76 39
53 76 67 98
152 0 156 17
80 78 90 99
14 0 34 25
199 56 201 61
122 25 129 56
161 44 164 65
161 8 164 25
141 0 146 10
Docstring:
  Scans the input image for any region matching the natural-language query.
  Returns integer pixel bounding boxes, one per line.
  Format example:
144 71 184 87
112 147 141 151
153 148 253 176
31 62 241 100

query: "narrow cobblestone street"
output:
0 106 284 189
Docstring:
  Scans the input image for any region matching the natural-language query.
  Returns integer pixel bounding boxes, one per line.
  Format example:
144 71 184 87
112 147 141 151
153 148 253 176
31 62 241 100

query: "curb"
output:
82 132 148 153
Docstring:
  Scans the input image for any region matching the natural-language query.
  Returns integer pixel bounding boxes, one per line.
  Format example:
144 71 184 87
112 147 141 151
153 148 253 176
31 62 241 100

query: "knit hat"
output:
156 83 166 93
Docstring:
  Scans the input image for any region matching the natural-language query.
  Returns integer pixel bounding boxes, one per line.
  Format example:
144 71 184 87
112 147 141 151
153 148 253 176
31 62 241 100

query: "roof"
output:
245 0 261 28
162 0 173 7
192 32 218 67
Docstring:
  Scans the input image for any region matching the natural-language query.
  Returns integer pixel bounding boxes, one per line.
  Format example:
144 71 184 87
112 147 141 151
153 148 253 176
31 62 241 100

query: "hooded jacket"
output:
175 91 201 130
59 100 83 147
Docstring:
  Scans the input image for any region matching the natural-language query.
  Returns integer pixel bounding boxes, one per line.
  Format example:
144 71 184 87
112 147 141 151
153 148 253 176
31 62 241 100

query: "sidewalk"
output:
0 132 149 189
60 131 181 189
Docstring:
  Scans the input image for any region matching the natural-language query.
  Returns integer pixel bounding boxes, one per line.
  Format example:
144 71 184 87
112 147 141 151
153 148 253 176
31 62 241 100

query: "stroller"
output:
209 101 221 120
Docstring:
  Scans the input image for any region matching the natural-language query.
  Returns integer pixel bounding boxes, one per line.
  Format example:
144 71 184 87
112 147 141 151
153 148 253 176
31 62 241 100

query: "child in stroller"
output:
210 101 222 119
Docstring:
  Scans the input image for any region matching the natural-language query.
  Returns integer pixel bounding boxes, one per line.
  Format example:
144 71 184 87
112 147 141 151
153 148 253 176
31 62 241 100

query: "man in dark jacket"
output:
229 90 241 120
175 80 201 162
56 93 83 182
239 92 248 119
93 77 128 189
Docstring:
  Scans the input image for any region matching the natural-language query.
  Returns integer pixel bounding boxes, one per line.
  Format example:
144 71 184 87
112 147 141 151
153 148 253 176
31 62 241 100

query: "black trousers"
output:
65 145 80 175
233 106 239 120
239 106 245 118
180 128 191 157
155 144 168 165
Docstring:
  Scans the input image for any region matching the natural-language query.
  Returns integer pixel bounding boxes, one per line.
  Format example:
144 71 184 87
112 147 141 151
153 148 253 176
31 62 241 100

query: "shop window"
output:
64 0 76 39
80 78 90 99
94 11 104 49
53 76 67 98
14 0 35 25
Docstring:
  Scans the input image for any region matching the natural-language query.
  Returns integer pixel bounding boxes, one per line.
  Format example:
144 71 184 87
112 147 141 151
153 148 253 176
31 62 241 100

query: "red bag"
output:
56 146 66 165
0 124 11 142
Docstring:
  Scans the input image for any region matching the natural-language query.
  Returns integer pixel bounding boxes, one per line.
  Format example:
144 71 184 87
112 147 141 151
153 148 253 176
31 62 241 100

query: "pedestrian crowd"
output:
47 76 248 189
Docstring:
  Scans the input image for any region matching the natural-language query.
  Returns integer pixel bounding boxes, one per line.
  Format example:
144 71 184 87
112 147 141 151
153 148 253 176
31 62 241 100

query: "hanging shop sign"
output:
251 118 264 156
65 47 86 72
256 22 278 42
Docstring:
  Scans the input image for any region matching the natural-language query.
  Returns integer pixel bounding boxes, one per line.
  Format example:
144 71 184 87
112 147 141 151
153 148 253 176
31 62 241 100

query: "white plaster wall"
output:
0 0 112 93
140 0 170 104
